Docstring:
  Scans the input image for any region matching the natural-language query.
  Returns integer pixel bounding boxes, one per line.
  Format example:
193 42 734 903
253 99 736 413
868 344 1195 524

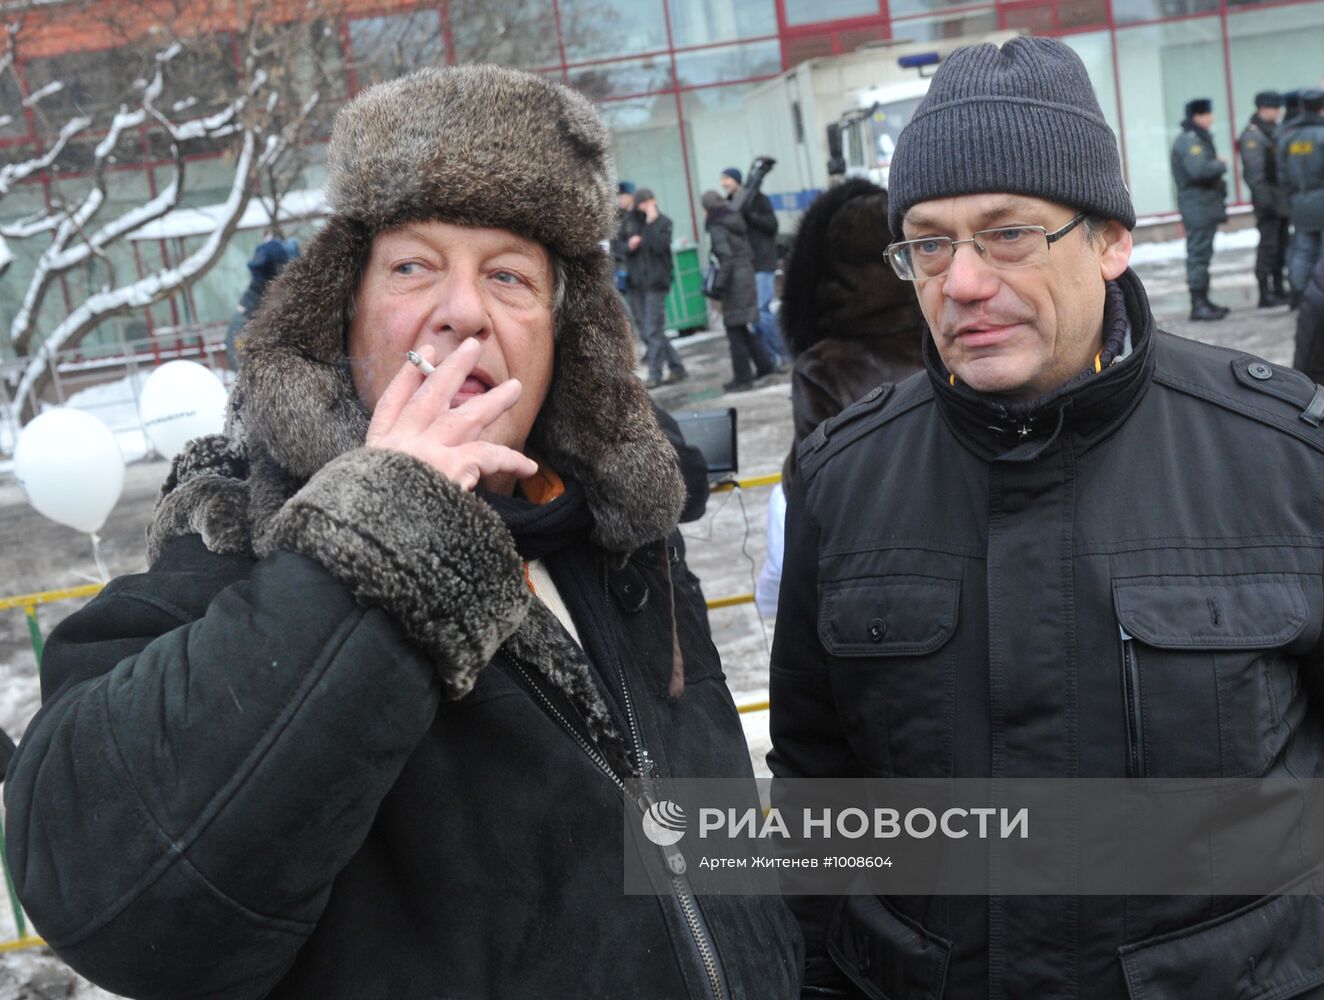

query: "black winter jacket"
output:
771 269 1324 999
1295 249 1324 382
705 207 758 328
1282 111 1324 232
734 190 778 272
6 502 801 1000
624 211 675 292
1172 120 1228 228
1239 114 1285 217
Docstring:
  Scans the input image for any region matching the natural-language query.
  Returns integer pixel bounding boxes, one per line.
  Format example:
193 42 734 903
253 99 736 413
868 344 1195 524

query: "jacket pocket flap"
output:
819 577 960 657
1119 873 1324 999
827 895 951 1000
1113 575 1308 650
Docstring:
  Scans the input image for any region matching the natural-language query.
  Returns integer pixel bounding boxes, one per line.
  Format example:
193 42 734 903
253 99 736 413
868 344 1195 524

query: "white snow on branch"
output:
11 131 257 418
128 185 326 241
0 114 91 195
21 79 61 106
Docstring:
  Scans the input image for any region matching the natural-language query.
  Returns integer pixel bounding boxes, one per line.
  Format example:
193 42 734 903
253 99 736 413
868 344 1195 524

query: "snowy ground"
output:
0 238 1300 996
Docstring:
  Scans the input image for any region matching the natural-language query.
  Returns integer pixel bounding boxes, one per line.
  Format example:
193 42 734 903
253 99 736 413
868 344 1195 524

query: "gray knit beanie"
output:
888 36 1135 234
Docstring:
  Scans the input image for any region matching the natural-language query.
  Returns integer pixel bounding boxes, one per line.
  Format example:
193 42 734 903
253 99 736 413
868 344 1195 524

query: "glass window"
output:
1112 0 1216 25
1226 3 1324 201
1000 3 1055 32
24 45 150 128
783 0 880 27
888 9 997 41
349 12 444 86
560 0 667 61
783 33 837 68
674 39 781 89
1 70 26 139
1060 30 1121 139
669 0 777 49
568 56 674 102
450 0 560 70
159 33 241 117
255 19 347 105
1058 0 1109 29
598 98 695 244
1115 17 1227 216
836 26 890 52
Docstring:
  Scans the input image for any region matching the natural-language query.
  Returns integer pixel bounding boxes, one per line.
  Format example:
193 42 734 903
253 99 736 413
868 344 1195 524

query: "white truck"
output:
740 31 1019 232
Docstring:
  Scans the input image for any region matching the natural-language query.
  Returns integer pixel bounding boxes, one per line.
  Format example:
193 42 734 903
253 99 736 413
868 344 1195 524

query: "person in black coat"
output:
224 235 299 369
702 188 776 392
623 187 688 388
721 165 784 363
774 37 1324 998
1238 91 1290 307
1293 247 1324 381
4 65 801 1000
1171 97 1230 320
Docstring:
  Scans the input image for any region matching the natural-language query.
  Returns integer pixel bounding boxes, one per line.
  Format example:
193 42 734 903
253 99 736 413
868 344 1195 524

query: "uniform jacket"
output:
1281 111 1324 231
1239 114 1285 217
624 211 675 292
1294 249 1324 382
705 206 759 327
770 268 1324 999
735 190 779 272
4 65 801 1000
1171 119 1228 228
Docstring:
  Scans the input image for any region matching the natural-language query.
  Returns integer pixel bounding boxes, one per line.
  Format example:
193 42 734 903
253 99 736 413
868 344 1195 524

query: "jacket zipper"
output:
1118 625 1146 778
508 653 727 1000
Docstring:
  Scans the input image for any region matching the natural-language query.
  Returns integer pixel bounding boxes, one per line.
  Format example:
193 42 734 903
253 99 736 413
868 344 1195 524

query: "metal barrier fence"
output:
0 322 232 453
0 472 781 953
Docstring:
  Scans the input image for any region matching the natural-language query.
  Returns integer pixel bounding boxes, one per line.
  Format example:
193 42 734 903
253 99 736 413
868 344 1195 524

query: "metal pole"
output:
23 605 43 666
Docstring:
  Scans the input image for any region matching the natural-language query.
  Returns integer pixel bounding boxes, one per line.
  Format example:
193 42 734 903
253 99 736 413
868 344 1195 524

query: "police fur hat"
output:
1185 98 1213 118
233 65 685 554
1254 90 1283 109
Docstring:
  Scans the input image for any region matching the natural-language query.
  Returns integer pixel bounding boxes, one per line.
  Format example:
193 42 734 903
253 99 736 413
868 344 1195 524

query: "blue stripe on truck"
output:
767 189 823 212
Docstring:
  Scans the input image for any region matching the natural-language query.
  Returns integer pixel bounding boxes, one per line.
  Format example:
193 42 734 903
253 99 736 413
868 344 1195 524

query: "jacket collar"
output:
1182 119 1214 142
924 268 1156 462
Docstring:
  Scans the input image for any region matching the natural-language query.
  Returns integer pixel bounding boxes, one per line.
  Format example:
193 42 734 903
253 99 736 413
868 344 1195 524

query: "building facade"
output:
0 0 1322 365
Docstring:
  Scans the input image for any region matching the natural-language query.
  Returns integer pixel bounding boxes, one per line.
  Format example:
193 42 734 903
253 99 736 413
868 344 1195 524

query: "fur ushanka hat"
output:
230 65 685 553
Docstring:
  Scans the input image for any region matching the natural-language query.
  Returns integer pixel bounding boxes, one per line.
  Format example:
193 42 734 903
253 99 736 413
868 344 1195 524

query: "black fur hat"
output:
1185 98 1213 118
234 65 685 553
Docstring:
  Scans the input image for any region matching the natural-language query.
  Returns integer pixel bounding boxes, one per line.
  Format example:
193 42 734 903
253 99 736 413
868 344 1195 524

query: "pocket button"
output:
869 618 889 642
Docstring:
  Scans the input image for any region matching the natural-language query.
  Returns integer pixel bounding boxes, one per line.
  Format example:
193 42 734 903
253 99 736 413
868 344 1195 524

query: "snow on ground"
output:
1127 224 1260 266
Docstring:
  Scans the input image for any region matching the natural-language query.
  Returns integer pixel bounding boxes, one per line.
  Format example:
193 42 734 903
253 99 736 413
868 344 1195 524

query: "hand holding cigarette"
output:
364 340 538 491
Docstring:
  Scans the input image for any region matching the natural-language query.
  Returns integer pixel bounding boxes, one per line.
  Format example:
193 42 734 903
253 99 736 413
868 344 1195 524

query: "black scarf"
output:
478 472 595 561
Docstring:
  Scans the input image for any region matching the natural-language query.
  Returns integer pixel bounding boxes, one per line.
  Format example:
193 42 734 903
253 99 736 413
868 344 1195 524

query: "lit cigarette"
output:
406 350 435 375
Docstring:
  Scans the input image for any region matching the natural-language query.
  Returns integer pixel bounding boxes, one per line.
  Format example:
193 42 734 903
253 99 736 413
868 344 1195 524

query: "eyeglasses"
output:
883 213 1088 282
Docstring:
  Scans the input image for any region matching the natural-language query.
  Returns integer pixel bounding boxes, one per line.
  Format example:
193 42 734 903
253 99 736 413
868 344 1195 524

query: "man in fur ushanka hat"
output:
5 65 802 1000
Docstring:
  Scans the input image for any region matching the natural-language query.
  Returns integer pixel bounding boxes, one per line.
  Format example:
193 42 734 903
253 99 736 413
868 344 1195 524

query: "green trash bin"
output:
665 245 708 334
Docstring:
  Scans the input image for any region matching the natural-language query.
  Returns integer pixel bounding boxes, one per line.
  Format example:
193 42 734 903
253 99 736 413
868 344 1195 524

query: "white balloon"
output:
138 360 228 459
14 408 126 534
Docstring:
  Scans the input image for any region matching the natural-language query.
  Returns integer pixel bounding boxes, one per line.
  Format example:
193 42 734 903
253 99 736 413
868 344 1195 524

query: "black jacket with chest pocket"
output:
3 65 801 1000
770 268 1324 999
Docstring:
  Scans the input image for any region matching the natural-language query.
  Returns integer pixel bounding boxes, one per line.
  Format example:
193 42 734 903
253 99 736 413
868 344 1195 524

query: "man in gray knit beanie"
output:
771 35 1324 999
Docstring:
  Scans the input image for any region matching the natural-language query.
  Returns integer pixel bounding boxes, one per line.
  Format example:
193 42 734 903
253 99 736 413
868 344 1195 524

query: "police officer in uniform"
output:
1282 89 1324 309
1172 97 1229 320
1239 91 1290 307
